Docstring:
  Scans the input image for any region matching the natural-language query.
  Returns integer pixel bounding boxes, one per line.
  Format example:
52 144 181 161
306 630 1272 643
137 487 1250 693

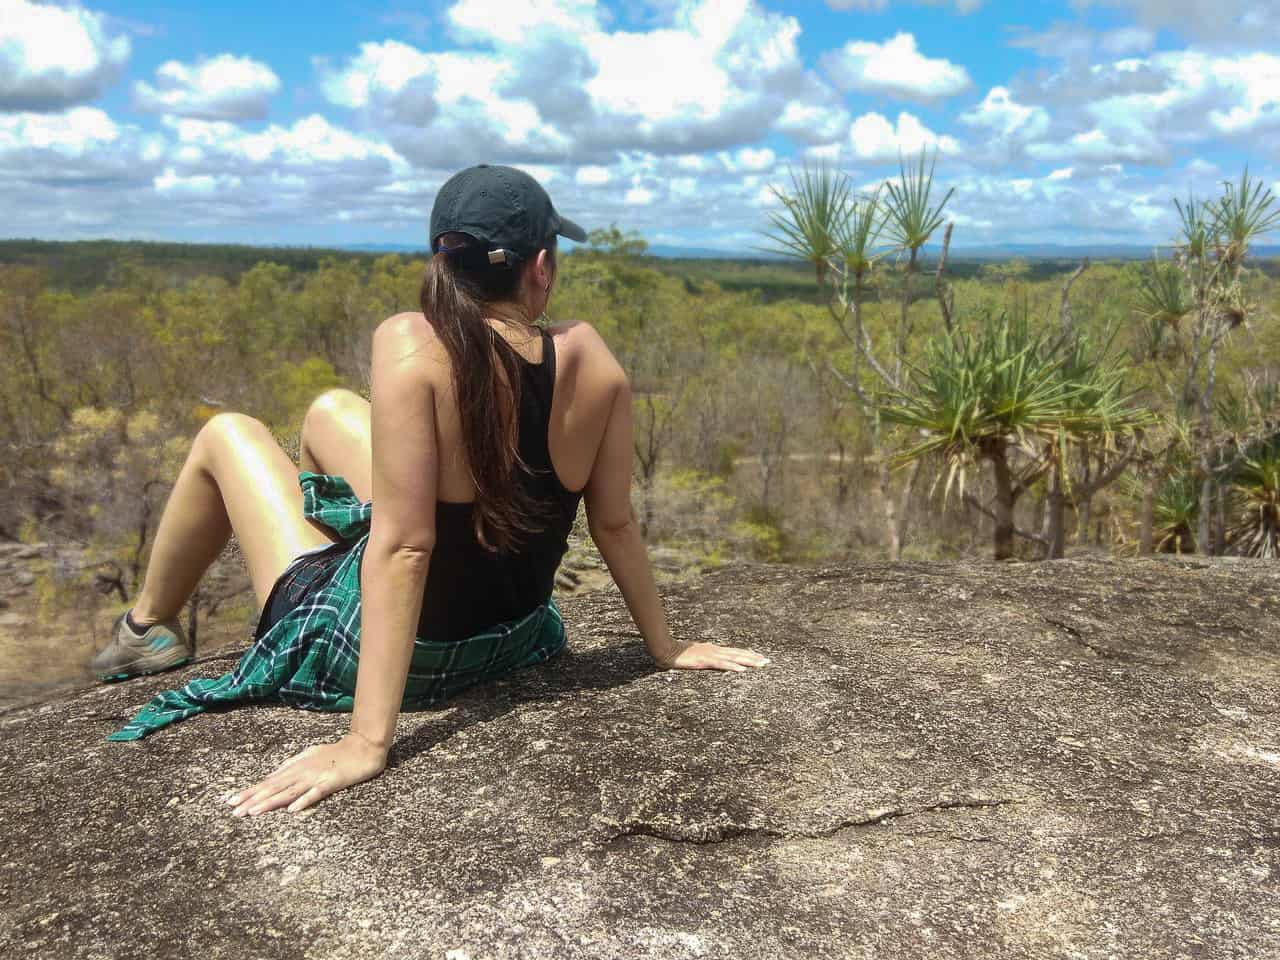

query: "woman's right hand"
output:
656 640 770 672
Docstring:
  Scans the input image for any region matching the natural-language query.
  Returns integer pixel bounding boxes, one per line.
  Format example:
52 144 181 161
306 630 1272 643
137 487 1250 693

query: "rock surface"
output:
2 557 1279 960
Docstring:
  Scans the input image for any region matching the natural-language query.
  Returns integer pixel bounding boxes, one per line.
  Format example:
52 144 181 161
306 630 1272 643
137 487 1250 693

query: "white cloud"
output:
625 185 654 205
719 146 776 172
0 106 164 224
1027 128 1156 164
154 168 242 196
1073 0 1279 47
319 0 808 163
1100 26 1156 56
576 165 611 185
1014 49 1280 167
1048 167 1074 180
849 111 960 161
134 55 280 121
775 97 850 144
825 0 983 12
0 106 118 154
447 0 603 45
1010 22 1155 62
0 0 130 110
319 40 432 110
166 114 403 169
961 87 1050 140
822 32 970 102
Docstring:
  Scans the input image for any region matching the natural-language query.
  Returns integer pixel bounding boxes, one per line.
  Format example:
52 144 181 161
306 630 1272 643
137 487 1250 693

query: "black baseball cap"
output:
430 164 587 263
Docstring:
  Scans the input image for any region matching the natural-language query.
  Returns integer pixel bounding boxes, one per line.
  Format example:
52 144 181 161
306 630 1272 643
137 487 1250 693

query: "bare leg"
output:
299 389 373 501
130 413 338 622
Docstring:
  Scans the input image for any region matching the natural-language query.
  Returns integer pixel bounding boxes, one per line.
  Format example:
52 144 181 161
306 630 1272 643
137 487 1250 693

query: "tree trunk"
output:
990 450 1016 561
878 460 902 562
1216 480 1229 556
1139 473 1156 555
1196 336 1219 553
894 459 922 557
1078 495 1092 547
1045 465 1066 559
640 474 654 540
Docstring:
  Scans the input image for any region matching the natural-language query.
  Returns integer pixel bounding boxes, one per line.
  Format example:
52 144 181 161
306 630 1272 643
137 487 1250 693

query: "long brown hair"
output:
419 233 556 552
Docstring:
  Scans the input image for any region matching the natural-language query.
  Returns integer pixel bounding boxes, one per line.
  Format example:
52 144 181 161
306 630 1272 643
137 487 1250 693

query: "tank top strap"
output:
520 326 556 414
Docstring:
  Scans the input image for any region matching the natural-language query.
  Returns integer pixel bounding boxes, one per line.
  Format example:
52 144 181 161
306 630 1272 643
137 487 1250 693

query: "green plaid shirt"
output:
109 472 567 741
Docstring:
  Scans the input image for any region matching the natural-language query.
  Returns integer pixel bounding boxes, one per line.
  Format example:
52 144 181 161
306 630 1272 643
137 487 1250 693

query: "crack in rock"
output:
594 798 1024 846
1043 618 1173 667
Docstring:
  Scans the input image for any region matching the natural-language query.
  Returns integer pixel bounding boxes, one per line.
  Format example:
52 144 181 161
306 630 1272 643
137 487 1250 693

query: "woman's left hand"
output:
225 732 388 816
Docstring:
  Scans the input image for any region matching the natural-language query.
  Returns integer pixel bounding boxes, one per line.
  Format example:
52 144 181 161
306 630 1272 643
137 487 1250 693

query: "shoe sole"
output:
98 646 192 682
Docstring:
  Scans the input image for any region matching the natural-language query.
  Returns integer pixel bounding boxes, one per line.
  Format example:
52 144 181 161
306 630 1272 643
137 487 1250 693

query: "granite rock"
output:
1 557 1278 959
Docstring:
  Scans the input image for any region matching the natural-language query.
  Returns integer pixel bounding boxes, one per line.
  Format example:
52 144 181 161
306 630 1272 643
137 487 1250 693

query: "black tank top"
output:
417 327 583 642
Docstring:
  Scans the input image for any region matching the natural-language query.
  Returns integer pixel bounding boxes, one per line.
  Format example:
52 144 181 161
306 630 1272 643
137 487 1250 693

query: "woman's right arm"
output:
580 335 770 673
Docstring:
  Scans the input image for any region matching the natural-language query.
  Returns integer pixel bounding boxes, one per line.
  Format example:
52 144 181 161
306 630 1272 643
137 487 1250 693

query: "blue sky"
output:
1 0 1277 250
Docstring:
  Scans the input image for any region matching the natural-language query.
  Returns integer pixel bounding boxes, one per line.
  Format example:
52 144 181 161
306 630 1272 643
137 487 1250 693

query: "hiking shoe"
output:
90 611 192 681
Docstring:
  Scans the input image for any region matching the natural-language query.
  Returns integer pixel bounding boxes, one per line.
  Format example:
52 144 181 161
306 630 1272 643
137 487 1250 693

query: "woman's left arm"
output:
228 314 438 816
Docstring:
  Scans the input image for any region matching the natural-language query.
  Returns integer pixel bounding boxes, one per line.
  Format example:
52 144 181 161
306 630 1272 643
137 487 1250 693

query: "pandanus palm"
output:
1225 439 1280 559
1211 169 1280 272
883 150 954 383
883 310 1150 560
765 164 850 284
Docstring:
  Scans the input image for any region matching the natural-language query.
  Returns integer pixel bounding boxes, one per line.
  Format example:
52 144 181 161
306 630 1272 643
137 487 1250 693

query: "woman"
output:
91 164 770 816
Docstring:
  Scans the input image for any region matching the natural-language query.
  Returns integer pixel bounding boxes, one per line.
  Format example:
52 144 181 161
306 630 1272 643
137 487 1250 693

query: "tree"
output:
766 150 954 560
1135 170 1279 553
882 310 1151 560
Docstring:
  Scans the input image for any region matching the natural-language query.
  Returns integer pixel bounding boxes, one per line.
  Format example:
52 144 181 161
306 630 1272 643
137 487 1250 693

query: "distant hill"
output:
3 238 1276 294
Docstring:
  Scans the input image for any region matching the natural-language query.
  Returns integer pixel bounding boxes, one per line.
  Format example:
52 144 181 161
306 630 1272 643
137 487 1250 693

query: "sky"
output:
1 0 1278 251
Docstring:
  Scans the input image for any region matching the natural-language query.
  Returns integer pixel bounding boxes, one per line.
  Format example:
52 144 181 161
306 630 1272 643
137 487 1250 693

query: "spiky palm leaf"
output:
1134 255 1191 327
831 186 886 280
1225 439 1280 559
1152 471 1200 554
1173 193 1211 262
764 164 851 282
883 149 954 256
883 312 1151 500
1211 168 1280 269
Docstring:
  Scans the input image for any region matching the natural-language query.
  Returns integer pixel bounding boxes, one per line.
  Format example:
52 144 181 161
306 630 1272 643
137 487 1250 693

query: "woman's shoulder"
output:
374 312 448 369
378 311 434 344
547 320 626 384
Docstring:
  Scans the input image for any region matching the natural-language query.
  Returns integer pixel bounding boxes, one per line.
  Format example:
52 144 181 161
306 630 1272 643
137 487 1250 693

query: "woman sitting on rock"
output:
89 164 769 814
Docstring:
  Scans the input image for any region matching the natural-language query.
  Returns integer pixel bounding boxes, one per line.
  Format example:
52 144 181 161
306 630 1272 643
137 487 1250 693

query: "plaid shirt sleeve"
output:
108 472 566 742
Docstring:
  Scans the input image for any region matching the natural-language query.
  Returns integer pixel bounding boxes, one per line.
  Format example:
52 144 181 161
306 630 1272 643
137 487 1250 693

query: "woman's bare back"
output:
381 312 623 507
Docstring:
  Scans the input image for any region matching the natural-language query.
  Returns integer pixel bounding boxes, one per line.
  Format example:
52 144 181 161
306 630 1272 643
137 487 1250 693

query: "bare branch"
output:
1059 258 1089 332
934 222 955 333
962 494 1049 546
1076 438 1138 498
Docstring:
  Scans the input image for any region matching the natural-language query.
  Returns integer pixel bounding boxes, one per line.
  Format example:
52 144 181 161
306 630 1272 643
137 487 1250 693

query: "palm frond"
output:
763 164 851 282
883 148 954 255
1134 255 1191 327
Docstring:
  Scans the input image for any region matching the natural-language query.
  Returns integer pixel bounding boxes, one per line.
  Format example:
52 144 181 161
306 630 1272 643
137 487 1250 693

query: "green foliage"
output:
1224 437 1280 558
1134 256 1191 327
764 164 849 281
1153 471 1200 554
882 310 1149 497
2 227 1276 566
584 224 649 258
1213 169 1280 268
882 149 954 258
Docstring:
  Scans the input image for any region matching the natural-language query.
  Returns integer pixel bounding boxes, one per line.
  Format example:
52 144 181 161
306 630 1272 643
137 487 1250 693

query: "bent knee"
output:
304 388 363 429
197 411 270 453
302 390 367 447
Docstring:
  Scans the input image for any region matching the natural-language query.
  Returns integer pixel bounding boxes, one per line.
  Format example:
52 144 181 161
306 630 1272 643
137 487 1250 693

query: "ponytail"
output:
418 236 552 552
